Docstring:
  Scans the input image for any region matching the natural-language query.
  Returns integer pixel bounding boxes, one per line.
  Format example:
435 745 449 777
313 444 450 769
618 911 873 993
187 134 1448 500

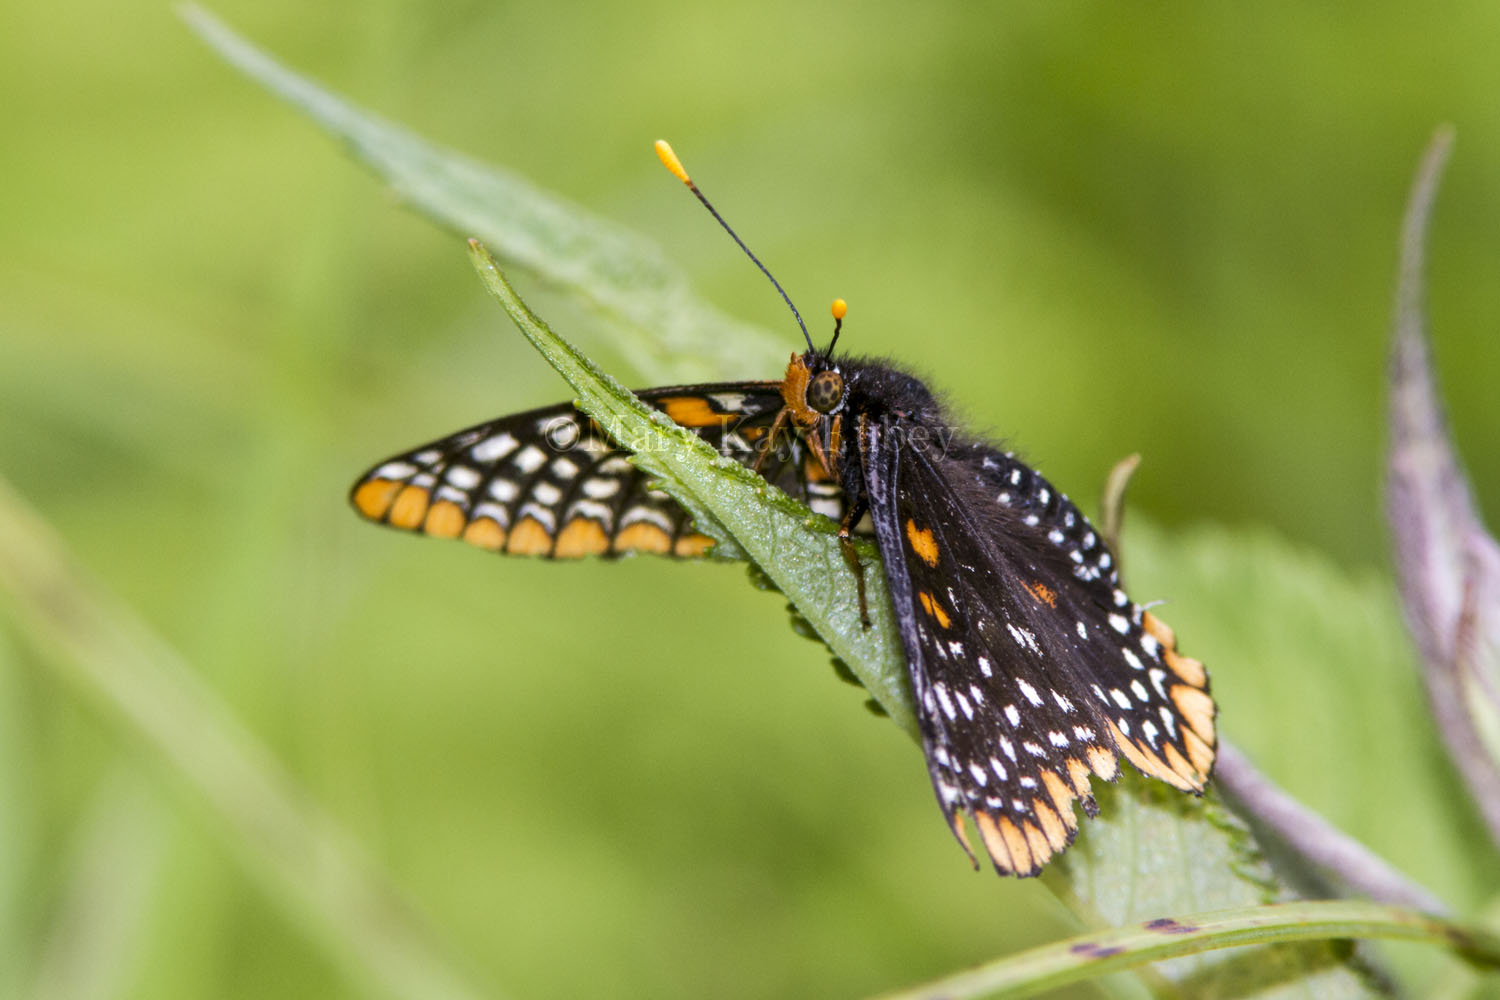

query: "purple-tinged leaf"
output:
1386 126 1500 849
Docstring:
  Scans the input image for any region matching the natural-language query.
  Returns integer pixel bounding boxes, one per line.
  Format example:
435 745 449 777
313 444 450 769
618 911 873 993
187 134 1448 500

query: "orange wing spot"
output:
462 517 506 551
1183 728 1216 776
905 519 940 567
506 516 555 556
1163 743 1204 790
917 591 953 629
740 425 767 442
1040 770 1076 824
1085 745 1119 781
1170 684 1216 744
802 453 831 484
673 532 715 557
974 812 1016 874
1021 820 1053 869
1109 721 1195 791
659 395 734 428
423 500 467 539
1032 800 1069 852
553 518 610 558
1065 757 1093 798
1022 580 1058 608
1142 611 1177 648
388 485 432 530
352 479 402 520
1164 649 1208 688
949 812 976 862
997 816 1034 875
612 522 672 554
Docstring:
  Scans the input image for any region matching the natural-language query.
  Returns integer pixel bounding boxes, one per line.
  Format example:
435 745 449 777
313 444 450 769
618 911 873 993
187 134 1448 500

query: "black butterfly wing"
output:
349 383 835 558
857 416 1216 876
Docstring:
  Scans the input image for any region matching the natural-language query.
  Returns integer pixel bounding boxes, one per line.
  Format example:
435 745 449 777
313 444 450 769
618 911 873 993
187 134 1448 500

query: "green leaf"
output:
465 241 916 736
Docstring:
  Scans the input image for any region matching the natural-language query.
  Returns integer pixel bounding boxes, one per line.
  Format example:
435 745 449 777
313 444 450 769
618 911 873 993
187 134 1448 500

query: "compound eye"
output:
806 370 844 414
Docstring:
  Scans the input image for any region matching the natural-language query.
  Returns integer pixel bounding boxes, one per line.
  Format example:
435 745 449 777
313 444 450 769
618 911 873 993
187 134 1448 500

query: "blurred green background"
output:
5 2 1500 998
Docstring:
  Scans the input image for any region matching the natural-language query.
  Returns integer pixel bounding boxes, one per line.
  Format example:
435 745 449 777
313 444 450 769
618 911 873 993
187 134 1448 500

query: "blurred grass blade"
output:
179 3 784 385
0 476 495 1000
1386 126 1500 848
871 900 1500 1000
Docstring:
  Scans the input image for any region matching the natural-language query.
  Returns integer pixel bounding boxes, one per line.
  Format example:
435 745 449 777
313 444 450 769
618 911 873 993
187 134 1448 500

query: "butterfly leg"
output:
839 502 873 629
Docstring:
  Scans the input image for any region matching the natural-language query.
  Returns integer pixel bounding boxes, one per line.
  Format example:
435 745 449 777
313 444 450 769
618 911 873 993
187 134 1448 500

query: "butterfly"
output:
348 142 1217 876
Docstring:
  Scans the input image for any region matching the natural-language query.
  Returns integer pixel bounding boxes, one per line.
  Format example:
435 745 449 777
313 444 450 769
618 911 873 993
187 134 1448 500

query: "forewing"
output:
859 417 1215 877
349 383 839 558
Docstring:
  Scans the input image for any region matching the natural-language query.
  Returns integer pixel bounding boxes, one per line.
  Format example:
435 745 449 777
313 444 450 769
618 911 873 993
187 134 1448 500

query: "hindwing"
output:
857 415 1216 876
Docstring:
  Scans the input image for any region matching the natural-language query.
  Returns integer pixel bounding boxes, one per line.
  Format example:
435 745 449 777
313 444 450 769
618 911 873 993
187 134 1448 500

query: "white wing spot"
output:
513 446 548 474
472 502 510 527
1023 741 1046 757
1073 725 1095 741
471 433 519 463
1019 776 1038 789
1121 648 1144 671
990 756 1009 781
1109 614 1130 635
1158 705 1178 738
516 502 556 531
1048 730 1069 748
1110 688 1132 710
968 762 989 786
488 479 519 503
531 482 562 506
373 461 418 480
1141 719 1160 746
1007 623 1041 654
1075 620 1088 640
551 457 580 480
1004 704 1021 727
1130 679 1150 703
445 465 481 490
1149 668 1169 699
977 656 993 677
412 449 442 465
1016 677 1043 706
1052 690 1074 712
582 477 621 499
935 684 957 721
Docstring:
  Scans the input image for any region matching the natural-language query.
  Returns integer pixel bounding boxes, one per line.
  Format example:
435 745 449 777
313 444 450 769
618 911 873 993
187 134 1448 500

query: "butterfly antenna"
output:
655 140 815 353
827 298 847 357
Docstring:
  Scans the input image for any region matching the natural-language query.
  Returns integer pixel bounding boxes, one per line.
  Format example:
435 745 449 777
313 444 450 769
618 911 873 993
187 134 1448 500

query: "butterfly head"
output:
781 350 845 425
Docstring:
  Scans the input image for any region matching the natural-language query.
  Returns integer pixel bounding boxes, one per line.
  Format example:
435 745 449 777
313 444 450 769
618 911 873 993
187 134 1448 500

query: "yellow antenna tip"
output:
831 298 848 320
654 140 691 184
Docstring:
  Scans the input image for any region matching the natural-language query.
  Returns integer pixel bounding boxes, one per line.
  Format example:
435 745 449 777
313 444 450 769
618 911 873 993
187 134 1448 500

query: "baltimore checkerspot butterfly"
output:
350 141 1217 876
